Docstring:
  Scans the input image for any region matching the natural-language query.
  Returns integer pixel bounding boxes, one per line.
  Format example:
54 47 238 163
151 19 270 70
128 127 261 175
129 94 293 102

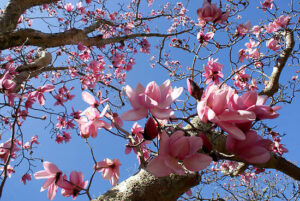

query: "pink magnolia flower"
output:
236 21 252 36
197 84 256 140
265 21 280 33
266 38 281 52
230 90 281 121
203 57 224 84
226 130 271 164
197 31 214 45
60 171 88 200
261 0 273 11
64 3 74 12
21 173 32 185
0 71 15 92
275 15 290 28
31 84 55 105
34 161 63 200
234 67 249 90
147 131 212 177
197 0 228 25
94 158 121 186
238 49 248 63
121 80 183 121
76 105 111 138
269 137 288 155
0 139 20 162
0 165 15 178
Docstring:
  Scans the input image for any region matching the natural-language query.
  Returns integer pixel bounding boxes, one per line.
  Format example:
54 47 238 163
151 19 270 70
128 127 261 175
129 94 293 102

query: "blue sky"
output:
0 0 299 201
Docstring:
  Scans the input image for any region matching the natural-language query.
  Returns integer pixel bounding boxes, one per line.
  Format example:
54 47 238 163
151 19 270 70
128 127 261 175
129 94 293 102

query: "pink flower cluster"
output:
34 162 88 200
0 139 20 162
196 84 281 163
265 15 290 33
147 131 212 177
121 80 183 121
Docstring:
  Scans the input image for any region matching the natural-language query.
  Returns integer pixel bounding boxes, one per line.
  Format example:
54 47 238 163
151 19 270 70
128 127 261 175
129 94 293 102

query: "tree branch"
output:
0 28 193 50
0 0 57 33
93 169 200 201
260 29 295 97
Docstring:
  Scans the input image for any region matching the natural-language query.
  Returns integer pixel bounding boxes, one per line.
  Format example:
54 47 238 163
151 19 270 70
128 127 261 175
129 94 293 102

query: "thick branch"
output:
0 0 57 33
93 169 199 201
0 28 193 50
260 29 295 97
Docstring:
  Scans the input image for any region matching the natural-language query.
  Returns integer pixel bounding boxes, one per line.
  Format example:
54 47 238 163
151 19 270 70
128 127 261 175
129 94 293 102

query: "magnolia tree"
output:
0 0 299 200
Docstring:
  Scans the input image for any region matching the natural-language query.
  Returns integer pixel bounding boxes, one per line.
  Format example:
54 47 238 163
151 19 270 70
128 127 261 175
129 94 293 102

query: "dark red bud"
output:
143 117 158 140
200 133 212 153
187 79 203 101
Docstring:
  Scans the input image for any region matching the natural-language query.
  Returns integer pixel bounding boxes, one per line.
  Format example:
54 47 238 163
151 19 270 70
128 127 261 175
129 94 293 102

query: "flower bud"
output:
187 79 203 101
143 117 158 140
200 133 212 153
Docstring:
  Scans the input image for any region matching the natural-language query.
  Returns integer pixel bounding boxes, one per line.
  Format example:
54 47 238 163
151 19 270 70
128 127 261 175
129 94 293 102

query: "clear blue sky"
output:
0 0 299 201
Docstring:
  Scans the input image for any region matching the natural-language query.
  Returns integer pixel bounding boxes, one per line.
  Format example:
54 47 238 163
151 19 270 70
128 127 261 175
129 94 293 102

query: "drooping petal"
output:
183 153 212 172
218 122 246 140
146 156 172 177
41 178 55 192
47 183 58 200
217 110 256 123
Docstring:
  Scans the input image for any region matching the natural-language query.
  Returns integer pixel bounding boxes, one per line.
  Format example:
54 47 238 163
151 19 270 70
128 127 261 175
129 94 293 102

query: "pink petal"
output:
218 122 246 140
146 156 172 177
43 161 60 174
82 91 96 106
217 110 255 123
41 178 55 192
150 108 173 119
47 183 58 200
183 153 212 172
164 157 185 175
34 170 50 179
120 108 148 121
145 81 160 102
187 136 203 156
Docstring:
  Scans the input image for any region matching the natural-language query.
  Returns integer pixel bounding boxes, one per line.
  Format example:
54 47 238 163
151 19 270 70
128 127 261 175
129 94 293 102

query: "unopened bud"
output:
143 117 158 140
187 79 203 101
200 133 212 153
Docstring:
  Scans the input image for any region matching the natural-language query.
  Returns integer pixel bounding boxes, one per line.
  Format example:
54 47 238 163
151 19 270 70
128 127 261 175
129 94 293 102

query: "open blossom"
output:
234 67 249 90
197 0 229 26
147 131 212 177
60 171 88 200
0 139 20 162
34 162 63 200
0 165 15 178
275 15 290 28
226 130 271 164
0 71 15 92
94 158 121 186
64 3 74 12
236 21 252 36
76 106 111 138
203 57 224 84
266 38 281 52
230 90 281 121
261 0 273 11
31 84 55 105
197 31 214 45
197 84 256 140
121 80 183 121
